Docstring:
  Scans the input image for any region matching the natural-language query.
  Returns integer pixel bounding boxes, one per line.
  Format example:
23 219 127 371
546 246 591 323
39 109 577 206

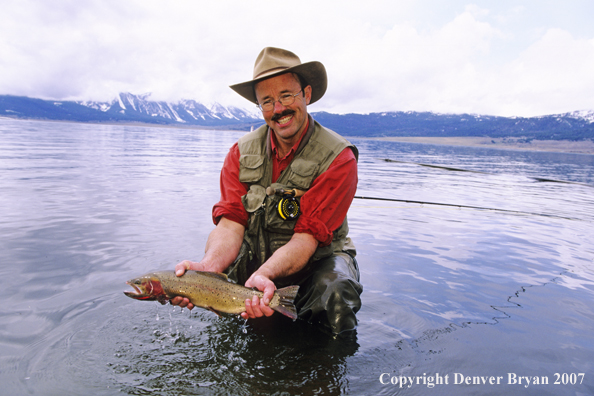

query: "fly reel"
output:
266 187 304 221
278 195 300 220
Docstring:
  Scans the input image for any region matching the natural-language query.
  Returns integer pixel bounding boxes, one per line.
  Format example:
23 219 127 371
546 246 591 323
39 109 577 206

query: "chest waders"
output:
225 117 363 335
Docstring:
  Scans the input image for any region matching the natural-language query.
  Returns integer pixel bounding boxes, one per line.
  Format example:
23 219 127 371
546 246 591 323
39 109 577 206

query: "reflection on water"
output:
1 119 594 395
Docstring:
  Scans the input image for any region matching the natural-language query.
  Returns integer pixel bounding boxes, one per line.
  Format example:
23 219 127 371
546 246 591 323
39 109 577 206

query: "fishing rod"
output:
352 195 582 221
381 158 594 187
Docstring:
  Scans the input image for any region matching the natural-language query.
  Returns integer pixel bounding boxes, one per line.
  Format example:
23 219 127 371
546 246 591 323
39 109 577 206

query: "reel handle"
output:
266 187 306 198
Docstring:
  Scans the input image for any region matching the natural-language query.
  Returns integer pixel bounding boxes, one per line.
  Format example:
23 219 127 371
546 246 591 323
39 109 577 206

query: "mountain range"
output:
0 93 262 129
1 93 593 141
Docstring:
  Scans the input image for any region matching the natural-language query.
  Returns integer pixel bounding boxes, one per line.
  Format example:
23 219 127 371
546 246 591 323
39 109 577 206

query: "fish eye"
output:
133 280 141 285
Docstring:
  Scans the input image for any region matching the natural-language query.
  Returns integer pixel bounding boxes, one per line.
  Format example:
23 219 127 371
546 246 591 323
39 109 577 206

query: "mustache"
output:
271 110 295 122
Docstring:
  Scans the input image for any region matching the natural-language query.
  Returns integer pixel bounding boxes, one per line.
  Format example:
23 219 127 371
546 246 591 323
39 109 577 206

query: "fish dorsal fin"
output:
196 271 230 282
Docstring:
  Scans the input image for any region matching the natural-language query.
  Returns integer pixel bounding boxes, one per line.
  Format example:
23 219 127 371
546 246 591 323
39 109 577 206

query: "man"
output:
171 47 362 335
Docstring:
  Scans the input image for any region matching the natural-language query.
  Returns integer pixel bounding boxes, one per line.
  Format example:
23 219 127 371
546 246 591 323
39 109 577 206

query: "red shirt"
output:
212 125 357 246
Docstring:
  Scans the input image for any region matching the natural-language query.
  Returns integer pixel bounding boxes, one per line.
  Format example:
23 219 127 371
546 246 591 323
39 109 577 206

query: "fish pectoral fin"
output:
207 307 223 317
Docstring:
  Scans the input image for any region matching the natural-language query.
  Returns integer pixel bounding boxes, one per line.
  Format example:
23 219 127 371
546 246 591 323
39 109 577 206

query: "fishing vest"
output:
237 116 358 268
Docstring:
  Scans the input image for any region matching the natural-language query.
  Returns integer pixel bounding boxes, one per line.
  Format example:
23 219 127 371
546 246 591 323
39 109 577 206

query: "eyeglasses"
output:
256 90 303 112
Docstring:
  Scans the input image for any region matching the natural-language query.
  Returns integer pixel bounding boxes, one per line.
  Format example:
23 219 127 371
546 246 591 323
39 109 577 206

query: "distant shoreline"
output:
358 136 594 155
3 117 593 155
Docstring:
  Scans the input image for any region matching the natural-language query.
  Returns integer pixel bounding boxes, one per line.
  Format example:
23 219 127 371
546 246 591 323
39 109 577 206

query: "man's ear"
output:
304 85 312 105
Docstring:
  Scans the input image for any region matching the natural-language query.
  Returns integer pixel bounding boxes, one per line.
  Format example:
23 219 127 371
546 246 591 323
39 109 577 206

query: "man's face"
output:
254 73 312 145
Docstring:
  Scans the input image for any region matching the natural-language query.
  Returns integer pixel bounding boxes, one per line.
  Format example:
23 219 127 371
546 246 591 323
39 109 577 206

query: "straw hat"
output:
230 47 327 105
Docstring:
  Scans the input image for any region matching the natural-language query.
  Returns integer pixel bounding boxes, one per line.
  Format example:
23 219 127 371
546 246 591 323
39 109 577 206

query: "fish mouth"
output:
124 281 148 299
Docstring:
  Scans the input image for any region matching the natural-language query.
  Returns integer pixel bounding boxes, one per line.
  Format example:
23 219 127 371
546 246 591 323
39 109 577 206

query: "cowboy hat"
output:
230 47 327 105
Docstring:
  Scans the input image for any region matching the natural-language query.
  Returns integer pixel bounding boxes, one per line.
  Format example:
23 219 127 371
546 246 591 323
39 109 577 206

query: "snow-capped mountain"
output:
77 93 262 126
1 93 593 140
561 110 594 124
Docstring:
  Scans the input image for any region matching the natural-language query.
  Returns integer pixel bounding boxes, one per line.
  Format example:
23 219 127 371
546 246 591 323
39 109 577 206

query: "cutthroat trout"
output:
124 270 299 320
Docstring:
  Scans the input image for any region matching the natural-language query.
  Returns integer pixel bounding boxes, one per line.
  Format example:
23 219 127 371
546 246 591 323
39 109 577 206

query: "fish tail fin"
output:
272 285 300 321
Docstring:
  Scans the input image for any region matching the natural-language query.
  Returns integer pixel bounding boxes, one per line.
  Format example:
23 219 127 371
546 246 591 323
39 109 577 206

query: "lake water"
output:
1 119 593 395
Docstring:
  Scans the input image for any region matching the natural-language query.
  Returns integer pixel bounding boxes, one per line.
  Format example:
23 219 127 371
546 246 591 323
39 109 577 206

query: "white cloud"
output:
319 5 504 114
1 0 593 116
497 29 594 115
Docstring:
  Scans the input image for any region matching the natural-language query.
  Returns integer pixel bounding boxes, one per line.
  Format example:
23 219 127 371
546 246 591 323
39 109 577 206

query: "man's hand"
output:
175 260 204 277
170 260 206 310
241 273 276 319
238 233 317 320
169 218 245 310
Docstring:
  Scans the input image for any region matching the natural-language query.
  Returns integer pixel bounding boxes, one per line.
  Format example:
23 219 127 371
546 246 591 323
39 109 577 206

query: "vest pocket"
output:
288 158 319 189
242 185 267 213
239 154 265 183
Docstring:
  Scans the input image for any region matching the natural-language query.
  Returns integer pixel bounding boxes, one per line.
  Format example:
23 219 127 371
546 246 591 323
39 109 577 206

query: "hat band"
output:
254 66 290 80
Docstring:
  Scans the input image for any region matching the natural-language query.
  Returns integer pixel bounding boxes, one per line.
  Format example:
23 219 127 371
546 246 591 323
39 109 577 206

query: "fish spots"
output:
126 271 298 319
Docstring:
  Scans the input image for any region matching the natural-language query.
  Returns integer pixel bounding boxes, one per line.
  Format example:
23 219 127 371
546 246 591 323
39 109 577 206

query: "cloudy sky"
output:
2 0 593 117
